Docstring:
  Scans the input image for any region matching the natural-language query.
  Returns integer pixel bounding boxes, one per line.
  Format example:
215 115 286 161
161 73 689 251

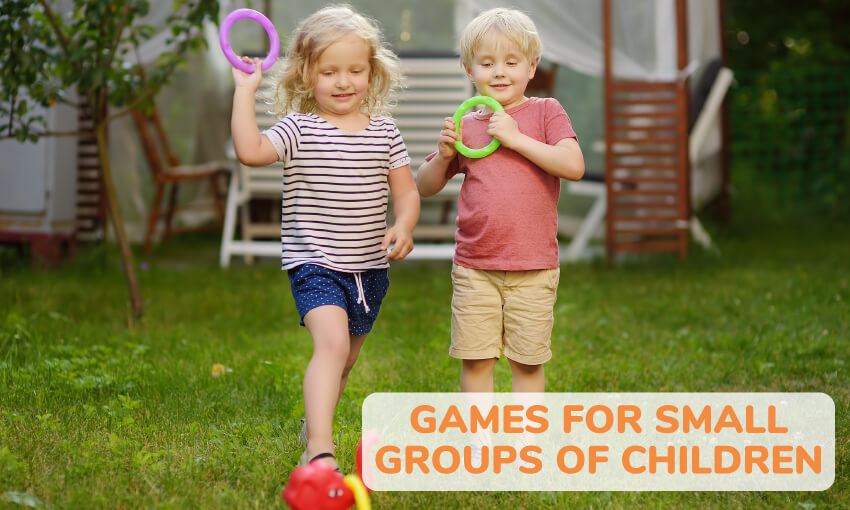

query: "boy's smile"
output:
465 31 538 110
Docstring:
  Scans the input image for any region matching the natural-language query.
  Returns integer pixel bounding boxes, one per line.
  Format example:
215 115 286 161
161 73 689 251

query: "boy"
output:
416 8 584 394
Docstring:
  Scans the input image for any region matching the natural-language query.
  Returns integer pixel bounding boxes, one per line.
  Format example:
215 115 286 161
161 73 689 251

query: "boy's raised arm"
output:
416 117 458 197
487 111 585 181
416 155 451 197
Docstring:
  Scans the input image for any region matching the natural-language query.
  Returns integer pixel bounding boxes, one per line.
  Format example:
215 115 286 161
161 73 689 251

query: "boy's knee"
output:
464 358 497 373
509 358 542 371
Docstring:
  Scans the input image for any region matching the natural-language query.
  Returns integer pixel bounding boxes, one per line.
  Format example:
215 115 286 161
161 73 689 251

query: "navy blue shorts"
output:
287 264 390 335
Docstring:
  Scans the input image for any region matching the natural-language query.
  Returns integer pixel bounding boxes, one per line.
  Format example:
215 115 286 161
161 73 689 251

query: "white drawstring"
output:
353 272 371 313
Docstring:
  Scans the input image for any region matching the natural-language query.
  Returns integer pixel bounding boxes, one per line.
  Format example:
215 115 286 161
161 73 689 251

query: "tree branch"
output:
104 84 160 124
37 0 71 61
106 5 132 71
0 129 94 140
5 96 15 138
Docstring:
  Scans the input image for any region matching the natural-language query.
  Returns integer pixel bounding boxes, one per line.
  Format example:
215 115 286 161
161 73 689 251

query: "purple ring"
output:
219 9 280 73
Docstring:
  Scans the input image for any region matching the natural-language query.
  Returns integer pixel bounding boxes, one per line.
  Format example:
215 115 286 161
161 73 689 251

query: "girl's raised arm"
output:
231 58 280 166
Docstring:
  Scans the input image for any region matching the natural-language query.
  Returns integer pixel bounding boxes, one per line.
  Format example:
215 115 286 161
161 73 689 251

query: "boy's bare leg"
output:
461 358 497 392
508 359 545 392
303 305 350 468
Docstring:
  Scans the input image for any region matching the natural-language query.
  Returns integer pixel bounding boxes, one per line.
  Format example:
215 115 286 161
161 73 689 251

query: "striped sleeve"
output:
386 121 411 170
263 116 300 162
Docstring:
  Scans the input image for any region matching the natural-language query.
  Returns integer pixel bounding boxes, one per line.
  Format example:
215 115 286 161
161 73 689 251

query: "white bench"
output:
391 56 472 259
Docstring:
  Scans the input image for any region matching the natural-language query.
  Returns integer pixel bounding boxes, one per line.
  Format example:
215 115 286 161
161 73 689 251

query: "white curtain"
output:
455 0 720 81
454 0 725 210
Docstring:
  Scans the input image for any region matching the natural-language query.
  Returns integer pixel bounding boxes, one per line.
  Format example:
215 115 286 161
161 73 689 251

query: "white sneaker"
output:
468 444 483 468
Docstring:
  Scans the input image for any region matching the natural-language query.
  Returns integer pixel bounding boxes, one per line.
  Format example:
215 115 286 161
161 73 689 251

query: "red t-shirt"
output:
429 97 577 270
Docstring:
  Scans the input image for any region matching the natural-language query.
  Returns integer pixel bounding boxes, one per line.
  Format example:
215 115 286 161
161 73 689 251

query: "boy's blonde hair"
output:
271 5 402 118
459 8 542 68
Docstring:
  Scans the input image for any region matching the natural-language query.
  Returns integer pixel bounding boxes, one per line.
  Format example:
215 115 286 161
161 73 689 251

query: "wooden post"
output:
675 0 690 259
718 0 731 223
602 0 692 263
602 0 614 265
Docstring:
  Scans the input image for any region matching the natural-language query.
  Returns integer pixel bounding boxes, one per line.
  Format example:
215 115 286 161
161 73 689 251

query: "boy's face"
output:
465 31 538 110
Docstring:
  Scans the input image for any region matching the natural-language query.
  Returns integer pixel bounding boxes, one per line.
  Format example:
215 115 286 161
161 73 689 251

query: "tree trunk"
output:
94 121 144 325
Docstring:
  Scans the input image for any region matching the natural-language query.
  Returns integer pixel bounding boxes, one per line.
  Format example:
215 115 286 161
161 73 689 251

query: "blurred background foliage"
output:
726 0 850 220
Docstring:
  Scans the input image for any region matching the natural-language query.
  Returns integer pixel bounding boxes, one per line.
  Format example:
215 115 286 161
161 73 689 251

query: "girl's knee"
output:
341 358 358 378
313 335 350 362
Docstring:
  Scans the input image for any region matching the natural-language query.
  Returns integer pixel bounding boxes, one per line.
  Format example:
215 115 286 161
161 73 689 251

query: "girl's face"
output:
313 32 371 122
465 31 538 110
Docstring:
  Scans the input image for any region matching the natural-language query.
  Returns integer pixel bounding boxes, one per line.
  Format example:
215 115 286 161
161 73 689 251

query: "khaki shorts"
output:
450 263 560 365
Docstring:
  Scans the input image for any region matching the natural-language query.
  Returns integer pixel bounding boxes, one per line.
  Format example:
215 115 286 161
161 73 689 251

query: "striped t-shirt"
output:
263 113 411 272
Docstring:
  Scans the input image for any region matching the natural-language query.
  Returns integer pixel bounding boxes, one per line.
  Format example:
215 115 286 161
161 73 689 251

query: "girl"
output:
231 5 420 471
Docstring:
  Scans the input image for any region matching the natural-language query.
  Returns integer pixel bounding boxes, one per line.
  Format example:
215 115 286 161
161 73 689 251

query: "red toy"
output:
282 440 372 510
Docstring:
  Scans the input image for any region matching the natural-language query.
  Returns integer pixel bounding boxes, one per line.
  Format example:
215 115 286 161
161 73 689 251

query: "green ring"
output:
453 95 505 158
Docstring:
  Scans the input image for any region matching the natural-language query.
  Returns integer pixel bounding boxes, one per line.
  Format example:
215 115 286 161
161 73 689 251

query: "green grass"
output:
1 217 848 509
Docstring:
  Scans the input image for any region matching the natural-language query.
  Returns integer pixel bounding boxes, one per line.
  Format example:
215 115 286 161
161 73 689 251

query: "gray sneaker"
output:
298 418 307 446
298 418 336 448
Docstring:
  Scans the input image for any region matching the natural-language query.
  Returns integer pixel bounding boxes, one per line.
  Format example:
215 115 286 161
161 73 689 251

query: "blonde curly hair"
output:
268 5 402 119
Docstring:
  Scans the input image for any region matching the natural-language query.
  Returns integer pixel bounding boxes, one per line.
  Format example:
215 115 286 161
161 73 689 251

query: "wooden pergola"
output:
602 0 729 262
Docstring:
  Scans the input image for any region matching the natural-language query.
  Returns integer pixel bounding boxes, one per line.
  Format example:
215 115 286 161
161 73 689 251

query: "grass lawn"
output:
1 216 848 509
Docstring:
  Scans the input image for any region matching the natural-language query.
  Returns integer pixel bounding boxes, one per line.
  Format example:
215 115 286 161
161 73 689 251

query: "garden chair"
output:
219 74 285 267
131 104 230 253
218 110 283 267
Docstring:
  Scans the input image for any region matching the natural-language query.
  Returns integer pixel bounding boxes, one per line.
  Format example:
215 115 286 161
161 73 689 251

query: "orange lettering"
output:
745 405 765 433
797 446 821 474
745 445 769 474
438 405 468 433
586 405 614 433
519 446 543 474
618 405 642 433
405 445 429 474
376 445 400 474
768 405 788 433
469 405 499 433
503 405 524 433
655 405 678 433
563 405 584 433
410 405 435 433
772 445 793 474
527 405 549 433
432 446 460 474
715 445 741 474
622 446 646 474
493 445 517 474
682 405 711 433
557 445 584 473
714 405 743 433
